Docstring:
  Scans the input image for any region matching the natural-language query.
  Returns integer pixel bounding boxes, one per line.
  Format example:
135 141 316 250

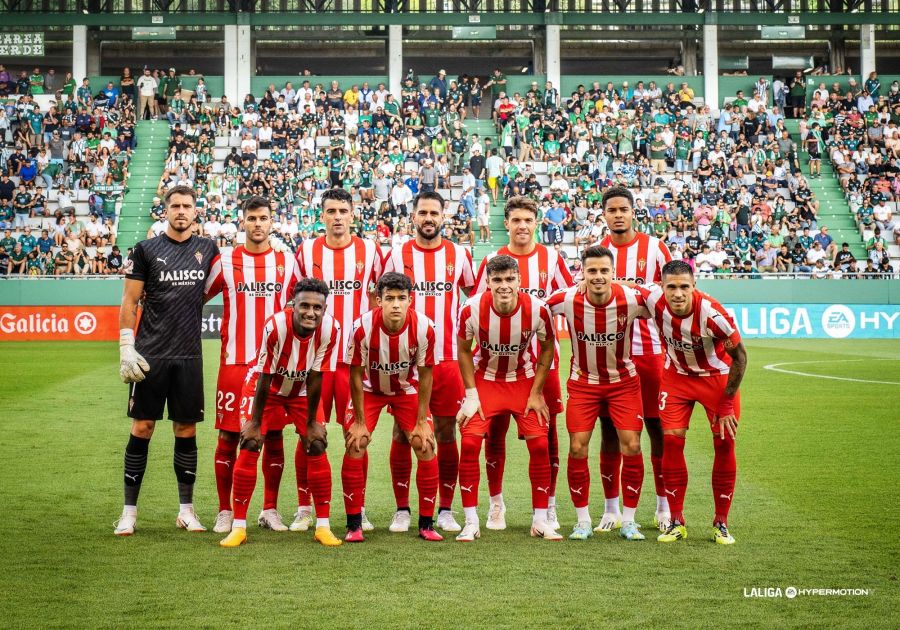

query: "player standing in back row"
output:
204 196 302 535
296 187 383 532
472 196 573 531
383 191 475 534
114 185 219 535
598 186 673 533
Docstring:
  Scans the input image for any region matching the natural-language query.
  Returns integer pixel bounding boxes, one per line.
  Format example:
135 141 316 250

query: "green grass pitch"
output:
1 339 898 628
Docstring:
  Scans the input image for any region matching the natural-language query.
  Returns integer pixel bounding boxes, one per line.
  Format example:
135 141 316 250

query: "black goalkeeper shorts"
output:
127 358 205 423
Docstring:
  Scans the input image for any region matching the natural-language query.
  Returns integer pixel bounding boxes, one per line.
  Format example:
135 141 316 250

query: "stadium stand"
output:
1 65 898 279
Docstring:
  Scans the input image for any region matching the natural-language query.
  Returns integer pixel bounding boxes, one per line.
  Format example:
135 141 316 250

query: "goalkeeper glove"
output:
119 328 150 383
455 387 482 424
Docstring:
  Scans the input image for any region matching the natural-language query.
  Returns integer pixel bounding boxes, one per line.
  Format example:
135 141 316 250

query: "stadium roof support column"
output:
859 23 876 80
72 25 87 83
702 24 719 114
388 24 403 100
224 21 252 106
546 23 561 103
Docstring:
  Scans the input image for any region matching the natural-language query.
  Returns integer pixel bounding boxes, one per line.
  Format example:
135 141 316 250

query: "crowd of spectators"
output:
0 64 133 276
2 62 897 278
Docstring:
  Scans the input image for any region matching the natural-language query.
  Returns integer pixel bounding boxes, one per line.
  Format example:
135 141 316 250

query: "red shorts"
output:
321 363 350 424
566 375 644 433
429 360 465 418
543 368 564 415
344 392 428 434
215 363 254 433
461 376 547 439
632 352 664 420
658 369 741 431
240 367 325 435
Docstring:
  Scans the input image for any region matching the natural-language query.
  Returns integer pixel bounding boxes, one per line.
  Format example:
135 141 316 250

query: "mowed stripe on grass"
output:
1 340 897 628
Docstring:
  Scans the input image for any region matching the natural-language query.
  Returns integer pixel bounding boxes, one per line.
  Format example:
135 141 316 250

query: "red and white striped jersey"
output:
205 246 302 365
639 286 741 377
457 291 554 382
599 232 672 356
296 236 383 367
348 308 436 396
473 244 574 299
255 308 340 397
384 239 475 362
546 285 650 384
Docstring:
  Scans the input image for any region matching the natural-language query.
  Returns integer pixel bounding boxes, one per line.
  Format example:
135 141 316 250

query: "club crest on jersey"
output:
540 271 548 283
446 264 455 279
195 251 203 265
617 315 628 328
356 261 365 275
276 264 284 277
637 258 647 272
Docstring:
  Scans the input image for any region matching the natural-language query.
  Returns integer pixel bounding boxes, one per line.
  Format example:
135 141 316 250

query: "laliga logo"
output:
74 312 97 335
821 305 855 339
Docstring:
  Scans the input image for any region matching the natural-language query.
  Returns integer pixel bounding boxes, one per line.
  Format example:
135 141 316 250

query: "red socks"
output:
567 455 590 508
458 434 483 509
294 440 310 507
651 455 666 497
485 416 509 497
214 435 238 512
231 449 260 522
261 434 284 511
548 415 560 497
341 454 365 516
621 453 644 509
416 456 439 518
307 453 332 518
362 450 369 506
712 436 737 525
437 439 459 510
662 434 688 524
599 450 622 500
525 435 551 510
389 439 413 509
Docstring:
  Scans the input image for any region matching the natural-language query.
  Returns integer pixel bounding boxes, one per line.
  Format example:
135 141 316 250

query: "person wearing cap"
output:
158 68 180 113
428 69 448 102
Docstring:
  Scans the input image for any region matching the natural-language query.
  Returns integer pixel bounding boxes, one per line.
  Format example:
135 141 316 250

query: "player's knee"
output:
619 435 641 456
219 429 240 443
307 438 327 456
569 441 590 459
240 437 262 452
131 420 155 439
173 422 196 438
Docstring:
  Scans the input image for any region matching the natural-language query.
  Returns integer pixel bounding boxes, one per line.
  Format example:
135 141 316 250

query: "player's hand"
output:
345 422 371 454
525 391 549 426
456 388 483 428
715 414 738 440
410 419 437 457
119 329 150 383
305 421 328 453
576 278 587 294
240 421 263 451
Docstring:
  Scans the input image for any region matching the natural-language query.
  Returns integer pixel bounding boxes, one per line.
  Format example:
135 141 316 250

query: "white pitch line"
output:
762 359 900 386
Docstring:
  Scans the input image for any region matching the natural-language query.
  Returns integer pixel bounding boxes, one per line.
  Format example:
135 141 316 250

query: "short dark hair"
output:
164 185 197 206
294 277 329 299
320 187 353 209
661 260 694 279
485 254 520 279
504 196 539 219
412 190 445 211
581 245 614 266
602 186 634 210
376 271 413 296
242 195 271 215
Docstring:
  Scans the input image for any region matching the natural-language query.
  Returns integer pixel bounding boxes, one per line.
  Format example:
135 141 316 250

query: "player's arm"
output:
118 269 149 383
303 369 328 454
525 331 553 425
455 334 483 427
410 365 437 456
242 372 273 450
715 340 747 440
346 365 370 452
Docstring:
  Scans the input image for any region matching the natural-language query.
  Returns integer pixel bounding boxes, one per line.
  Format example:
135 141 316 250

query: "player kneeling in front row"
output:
220 279 342 548
637 261 747 545
343 272 442 542
455 255 561 541
547 246 651 541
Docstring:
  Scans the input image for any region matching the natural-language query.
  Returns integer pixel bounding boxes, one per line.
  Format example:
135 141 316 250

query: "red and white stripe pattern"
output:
296 236 383 367
600 233 672 356
457 291 553 382
205 247 301 365
255 309 340 397
473 244 573 299
546 285 650 384
348 308 436 396
640 287 741 377
384 240 475 362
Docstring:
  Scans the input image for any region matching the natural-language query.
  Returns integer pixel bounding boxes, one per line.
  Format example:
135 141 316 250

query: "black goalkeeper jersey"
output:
124 234 219 359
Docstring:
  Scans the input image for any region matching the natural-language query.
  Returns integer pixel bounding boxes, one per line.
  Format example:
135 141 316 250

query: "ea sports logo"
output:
74 312 97 335
821 304 855 339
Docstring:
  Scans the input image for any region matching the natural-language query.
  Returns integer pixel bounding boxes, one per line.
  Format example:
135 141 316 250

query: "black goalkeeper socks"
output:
173 435 198 505
123 434 150 507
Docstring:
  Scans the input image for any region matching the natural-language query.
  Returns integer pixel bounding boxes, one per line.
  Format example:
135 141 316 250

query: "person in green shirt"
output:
543 132 560 158
1 230 17 252
29 68 44 95
61 72 77 97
